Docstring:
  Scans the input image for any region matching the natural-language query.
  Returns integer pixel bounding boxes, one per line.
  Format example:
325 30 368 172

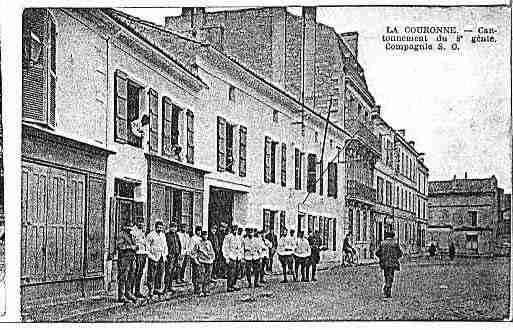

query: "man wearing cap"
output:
208 225 221 279
264 228 278 273
131 219 148 298
243 228 261 288
146 220 168 299
116 220 138 303
191 230 216 296
165 221 181 294
222 225 241 292
375 231 403 298
277 228 293 283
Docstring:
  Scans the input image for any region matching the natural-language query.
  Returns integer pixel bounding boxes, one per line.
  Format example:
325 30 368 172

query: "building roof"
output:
428 176 498 195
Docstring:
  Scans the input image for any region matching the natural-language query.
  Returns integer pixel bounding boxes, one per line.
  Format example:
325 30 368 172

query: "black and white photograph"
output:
14 4 513 322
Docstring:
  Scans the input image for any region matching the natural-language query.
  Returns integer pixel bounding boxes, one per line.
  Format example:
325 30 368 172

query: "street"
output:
67 257 510 321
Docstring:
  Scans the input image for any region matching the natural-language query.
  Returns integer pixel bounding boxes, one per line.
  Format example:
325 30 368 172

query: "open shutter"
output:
281 143 287 186
162 97 172 157
264 136 271 183
108 197 117 260
148 89 159 153
217 116 226 171
239 126 247 177
307 154 317 193
319 162 323 196
48 16 56 127
114 70 128 143
332 218 337 251
295 148 301 190
86 177 106 275
328 162 338 198
186 110 195 164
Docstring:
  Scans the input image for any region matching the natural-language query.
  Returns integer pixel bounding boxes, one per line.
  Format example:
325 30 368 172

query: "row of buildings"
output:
21 7 430 304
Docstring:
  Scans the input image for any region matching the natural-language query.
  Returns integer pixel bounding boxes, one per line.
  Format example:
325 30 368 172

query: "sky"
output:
121 6 511 193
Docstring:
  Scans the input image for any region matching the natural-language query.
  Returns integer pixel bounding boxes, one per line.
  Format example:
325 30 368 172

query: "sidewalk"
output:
22 260 358 322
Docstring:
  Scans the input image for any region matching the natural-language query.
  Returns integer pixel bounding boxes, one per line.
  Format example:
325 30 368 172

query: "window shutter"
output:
328 162 338 198
264 136 271 183
280 211 286 234
148 89 159 153
319 162 323 195
108 197 117 260
114 70 128 143
263 209 270 232
239 126 247 177
186 110 195 164
48 16 56 128
217 116 226 171
162 97 172 157
294 148 301 190
281 143 287 186
332 218 337 251
307 154 317 193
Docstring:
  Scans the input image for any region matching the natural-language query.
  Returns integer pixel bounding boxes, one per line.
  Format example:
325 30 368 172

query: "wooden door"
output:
21 163 48 284
64 171 85 279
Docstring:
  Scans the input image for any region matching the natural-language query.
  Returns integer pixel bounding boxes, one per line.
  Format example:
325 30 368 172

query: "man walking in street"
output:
131 219 148 298
146 220 168 299
277 228 293 283
165 221 181 294
375 231 403 298
308 230 322 281
191 230 216 296
222 225 241 292
243 228 261 288
116 220 138 303
265 228 277 273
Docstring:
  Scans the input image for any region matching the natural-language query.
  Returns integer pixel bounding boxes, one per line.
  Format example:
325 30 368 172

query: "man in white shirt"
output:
243 228 261 288
131 219 148 298
222 225 241 292
256 230 271 284
294 231 312 282
287 229 298 281
190 226 203 294
277 228 294 283
177 223 189 283
146 220 168 299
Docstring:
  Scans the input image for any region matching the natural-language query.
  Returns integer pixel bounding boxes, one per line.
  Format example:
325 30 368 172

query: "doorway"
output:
208 187 234 231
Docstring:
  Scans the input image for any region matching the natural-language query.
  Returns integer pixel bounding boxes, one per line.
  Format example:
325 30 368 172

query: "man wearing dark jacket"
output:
165 221 181 293
375 231 403 298
209 225 222 278
264 229 278 272
116 220 137 303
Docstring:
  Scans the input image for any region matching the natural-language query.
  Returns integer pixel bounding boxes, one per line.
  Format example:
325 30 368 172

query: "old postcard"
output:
7 4 513 322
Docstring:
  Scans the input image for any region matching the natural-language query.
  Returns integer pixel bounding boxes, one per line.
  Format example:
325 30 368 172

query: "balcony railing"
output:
345 118 381 154
346 179 376 203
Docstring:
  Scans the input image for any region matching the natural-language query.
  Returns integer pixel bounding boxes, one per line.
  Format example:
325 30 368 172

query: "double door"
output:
21 162 86 284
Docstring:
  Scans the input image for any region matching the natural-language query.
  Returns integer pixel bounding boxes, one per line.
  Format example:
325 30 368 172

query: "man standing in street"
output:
191 230 216 296
236 227 245 280
222 225 241 292
131 219 148 298
243 228 261 288
177 223 190 283
116 220 138 303
208 225 221 279
287 229 298 281
277 228 293 283
375 231 403 298
294 231 311 282
308 230 322 281
146 220 168 299
264 228 277 273
165 221 181 294
190 226 203 294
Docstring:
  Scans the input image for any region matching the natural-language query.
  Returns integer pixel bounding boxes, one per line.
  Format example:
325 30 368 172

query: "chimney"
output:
397 129 406 137
341 32 359 59
465 172 468 179
271 8 287 88
408 141 415 147
302 6 317 109
370 105 381 121
453 174 457 180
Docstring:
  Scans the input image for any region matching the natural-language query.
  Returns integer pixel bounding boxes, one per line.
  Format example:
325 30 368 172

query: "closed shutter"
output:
217 116 226 171
48 17 56 127
162 97 172 157
307 154 317 193
64 171 85 279
107 197 117 260
86 177 105 275
114 70 128 143
264 136 271 183
294 148 301 190
186 110 194 164
280 211 286 234
319 162 323 195
239 126 247 177
148 89 159 153
328 162 337 198
281 143 286 186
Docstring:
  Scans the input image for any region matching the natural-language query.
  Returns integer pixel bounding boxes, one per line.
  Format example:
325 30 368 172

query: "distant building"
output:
496 193 511 255
427 174 503 256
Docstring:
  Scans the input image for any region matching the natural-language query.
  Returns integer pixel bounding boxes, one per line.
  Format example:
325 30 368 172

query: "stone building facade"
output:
427 174 503 256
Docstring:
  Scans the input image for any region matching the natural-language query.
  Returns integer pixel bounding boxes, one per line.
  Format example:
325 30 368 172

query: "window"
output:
226 123 235 172
362 210 367 241
148 89 159 153
270 142 278 183
264 137 277 183
348 208 353 235
314 132 319 143
273 110 279 123
22 9 57 128
297 214 305 233
280 211 286 234
263 209 276 234
307 154 317 193
376 177 384 203
355 210 361 241
466 234 478 252
228 85 235 101
385 181 392 206
239 126 247 177
162 97 182 158
308 215 314 234
327 162 337 198
281 143 287 186
319 162 324 196
217 116 227 171
469 211 478 226
294 148 302 190
186 110 194 164
126 82 144 148
396 186 400 206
